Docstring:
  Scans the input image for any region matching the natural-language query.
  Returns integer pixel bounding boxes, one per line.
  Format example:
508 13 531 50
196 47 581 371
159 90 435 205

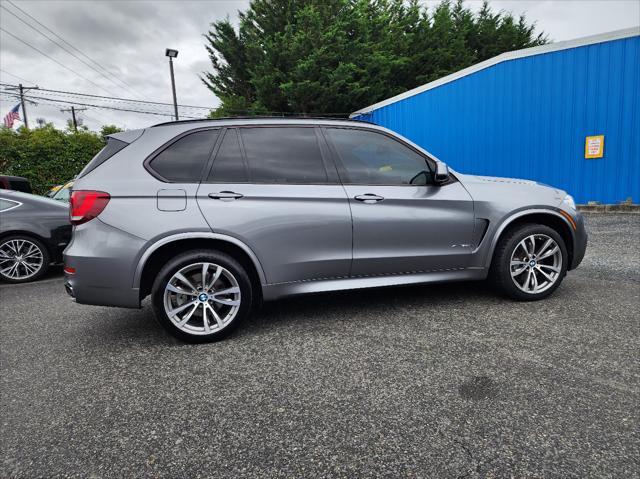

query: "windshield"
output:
52 182 73 202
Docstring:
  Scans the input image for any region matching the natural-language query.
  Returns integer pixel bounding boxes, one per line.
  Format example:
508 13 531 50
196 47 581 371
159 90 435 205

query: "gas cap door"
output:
157 188 186 211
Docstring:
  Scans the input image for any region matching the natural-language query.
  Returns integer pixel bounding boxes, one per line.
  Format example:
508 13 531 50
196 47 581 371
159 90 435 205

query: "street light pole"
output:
165 49 179 121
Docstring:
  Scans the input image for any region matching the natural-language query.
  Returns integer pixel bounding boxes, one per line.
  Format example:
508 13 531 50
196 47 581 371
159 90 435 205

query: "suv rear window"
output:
79 138 128 178
149 129 220 182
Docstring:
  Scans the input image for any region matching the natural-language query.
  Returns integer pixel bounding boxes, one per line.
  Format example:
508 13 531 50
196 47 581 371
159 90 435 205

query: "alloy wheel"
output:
510 234 563 294
0 238 45 281
163 262 241 335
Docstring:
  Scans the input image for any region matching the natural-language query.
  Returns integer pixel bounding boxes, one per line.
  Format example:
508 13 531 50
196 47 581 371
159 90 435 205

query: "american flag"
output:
3 104 21 128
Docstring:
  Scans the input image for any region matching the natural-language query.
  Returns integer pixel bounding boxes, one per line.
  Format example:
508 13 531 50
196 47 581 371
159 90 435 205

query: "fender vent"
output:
472 218 490 248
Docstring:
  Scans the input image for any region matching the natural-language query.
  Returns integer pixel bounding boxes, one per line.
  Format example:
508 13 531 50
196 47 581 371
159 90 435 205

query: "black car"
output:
0 176 32 194
0 190 71 283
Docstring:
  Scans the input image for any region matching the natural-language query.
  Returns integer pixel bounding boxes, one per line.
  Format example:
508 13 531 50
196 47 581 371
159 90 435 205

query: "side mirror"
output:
434 162 450 184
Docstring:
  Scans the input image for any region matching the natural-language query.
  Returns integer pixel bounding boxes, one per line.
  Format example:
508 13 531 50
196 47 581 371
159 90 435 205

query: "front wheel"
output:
151 250 253 343
490 224 568 301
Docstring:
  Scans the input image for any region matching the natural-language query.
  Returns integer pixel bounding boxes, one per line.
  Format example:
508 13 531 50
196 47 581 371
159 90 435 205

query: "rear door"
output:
196 126 352 285
324 126 474 277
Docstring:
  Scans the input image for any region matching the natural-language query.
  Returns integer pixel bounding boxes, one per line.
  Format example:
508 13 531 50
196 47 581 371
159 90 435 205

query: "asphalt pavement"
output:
1 213 638 478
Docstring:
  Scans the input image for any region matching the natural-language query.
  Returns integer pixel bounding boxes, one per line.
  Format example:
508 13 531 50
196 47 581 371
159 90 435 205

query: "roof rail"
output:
150 115 376 127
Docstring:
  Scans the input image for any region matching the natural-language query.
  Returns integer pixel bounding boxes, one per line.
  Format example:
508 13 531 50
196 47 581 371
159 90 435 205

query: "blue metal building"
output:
351 28 640 204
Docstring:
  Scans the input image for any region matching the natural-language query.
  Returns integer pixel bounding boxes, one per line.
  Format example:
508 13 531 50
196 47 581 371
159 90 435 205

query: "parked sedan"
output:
0 190 71 283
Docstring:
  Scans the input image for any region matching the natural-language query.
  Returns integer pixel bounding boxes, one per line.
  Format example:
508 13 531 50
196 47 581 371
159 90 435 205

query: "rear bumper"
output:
64 273 141 308
63 219 144 309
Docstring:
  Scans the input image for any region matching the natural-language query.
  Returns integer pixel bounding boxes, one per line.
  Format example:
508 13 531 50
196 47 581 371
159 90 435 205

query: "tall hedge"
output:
0 125 119 195
203 0 547 117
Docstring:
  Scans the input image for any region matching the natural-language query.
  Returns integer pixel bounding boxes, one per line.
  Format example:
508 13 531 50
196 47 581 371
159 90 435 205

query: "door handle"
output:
354 193 384 203
208 191 244 200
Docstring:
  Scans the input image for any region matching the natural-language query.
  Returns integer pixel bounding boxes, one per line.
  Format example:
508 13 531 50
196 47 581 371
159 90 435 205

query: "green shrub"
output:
0 124 121 195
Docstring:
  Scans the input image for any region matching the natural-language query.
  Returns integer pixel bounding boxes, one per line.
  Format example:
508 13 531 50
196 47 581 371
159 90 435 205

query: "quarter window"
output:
79 138 128 178
0 199 20 212
149 129 219 182
240 127 328 184
326 128 433 185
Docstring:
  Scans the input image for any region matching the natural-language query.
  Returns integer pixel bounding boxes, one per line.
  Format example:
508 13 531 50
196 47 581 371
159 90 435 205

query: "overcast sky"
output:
1 0 638 131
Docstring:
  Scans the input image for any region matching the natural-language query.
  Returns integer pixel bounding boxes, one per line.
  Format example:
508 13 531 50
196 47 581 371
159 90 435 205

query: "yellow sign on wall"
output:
585 135 604 159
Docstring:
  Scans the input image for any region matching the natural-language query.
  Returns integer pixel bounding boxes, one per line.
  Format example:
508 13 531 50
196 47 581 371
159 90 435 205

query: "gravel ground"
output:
1 213 638 478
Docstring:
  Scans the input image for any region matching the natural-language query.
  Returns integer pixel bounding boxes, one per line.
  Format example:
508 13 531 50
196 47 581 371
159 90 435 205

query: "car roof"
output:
150 117 378 129
0 175 29 182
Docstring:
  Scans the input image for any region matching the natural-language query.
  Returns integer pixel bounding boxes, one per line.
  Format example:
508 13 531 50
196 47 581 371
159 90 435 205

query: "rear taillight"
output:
70 190 110 225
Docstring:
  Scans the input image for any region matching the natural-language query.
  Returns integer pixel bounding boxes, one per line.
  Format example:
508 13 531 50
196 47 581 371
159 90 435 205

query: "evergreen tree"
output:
202 0 547 116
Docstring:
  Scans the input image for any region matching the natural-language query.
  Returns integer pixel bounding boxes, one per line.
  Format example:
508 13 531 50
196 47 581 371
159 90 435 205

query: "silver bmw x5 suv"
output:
64 118 587 342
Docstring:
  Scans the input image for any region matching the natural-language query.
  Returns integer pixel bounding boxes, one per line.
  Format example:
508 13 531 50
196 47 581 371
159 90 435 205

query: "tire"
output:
490 223 568 301
151 249 253 343
0 235 50 284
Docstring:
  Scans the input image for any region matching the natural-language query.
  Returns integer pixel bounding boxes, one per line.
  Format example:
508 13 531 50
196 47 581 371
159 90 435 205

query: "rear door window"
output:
149 129 220 182
240 127 328 184
207 129 248 182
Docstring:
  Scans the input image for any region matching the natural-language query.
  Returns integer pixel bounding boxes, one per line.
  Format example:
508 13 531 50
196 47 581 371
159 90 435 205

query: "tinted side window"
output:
8 178 32 193
241 127 328 184
79 138 128 178
150 129 219 182
208 129 248 182
326 128 432 185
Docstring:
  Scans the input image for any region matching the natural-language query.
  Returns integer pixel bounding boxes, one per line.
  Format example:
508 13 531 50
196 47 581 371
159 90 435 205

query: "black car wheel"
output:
490 223 568 301
151 249 253 343
0 235 50 283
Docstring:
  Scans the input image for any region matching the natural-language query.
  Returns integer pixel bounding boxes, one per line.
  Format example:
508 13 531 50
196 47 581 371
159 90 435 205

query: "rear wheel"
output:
0 235 50 283
151 250 253 342
490 224 568 301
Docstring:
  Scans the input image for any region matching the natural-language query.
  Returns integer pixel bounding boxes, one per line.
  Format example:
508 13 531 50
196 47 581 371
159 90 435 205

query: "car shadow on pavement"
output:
240 280 500 335
79 280 500 346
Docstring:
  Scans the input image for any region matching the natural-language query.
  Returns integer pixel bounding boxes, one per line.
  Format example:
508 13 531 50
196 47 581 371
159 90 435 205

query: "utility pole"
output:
4 83 38 129
19 84 28 129
60 106 87 132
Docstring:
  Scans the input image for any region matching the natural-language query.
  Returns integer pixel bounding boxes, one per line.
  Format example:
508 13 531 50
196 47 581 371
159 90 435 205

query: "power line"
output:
5 0 145 99
0 4 138 99
0 27 116 96
0 83 353 117
0 69 37 86
2 91 201 118
0 83 214 115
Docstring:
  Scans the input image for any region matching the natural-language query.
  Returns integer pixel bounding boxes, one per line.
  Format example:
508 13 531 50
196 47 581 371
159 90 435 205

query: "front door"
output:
324 127 474 277
197 126 352 284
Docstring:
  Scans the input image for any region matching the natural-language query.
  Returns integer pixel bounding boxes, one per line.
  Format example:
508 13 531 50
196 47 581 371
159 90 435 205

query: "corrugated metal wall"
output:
355 35 640 204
